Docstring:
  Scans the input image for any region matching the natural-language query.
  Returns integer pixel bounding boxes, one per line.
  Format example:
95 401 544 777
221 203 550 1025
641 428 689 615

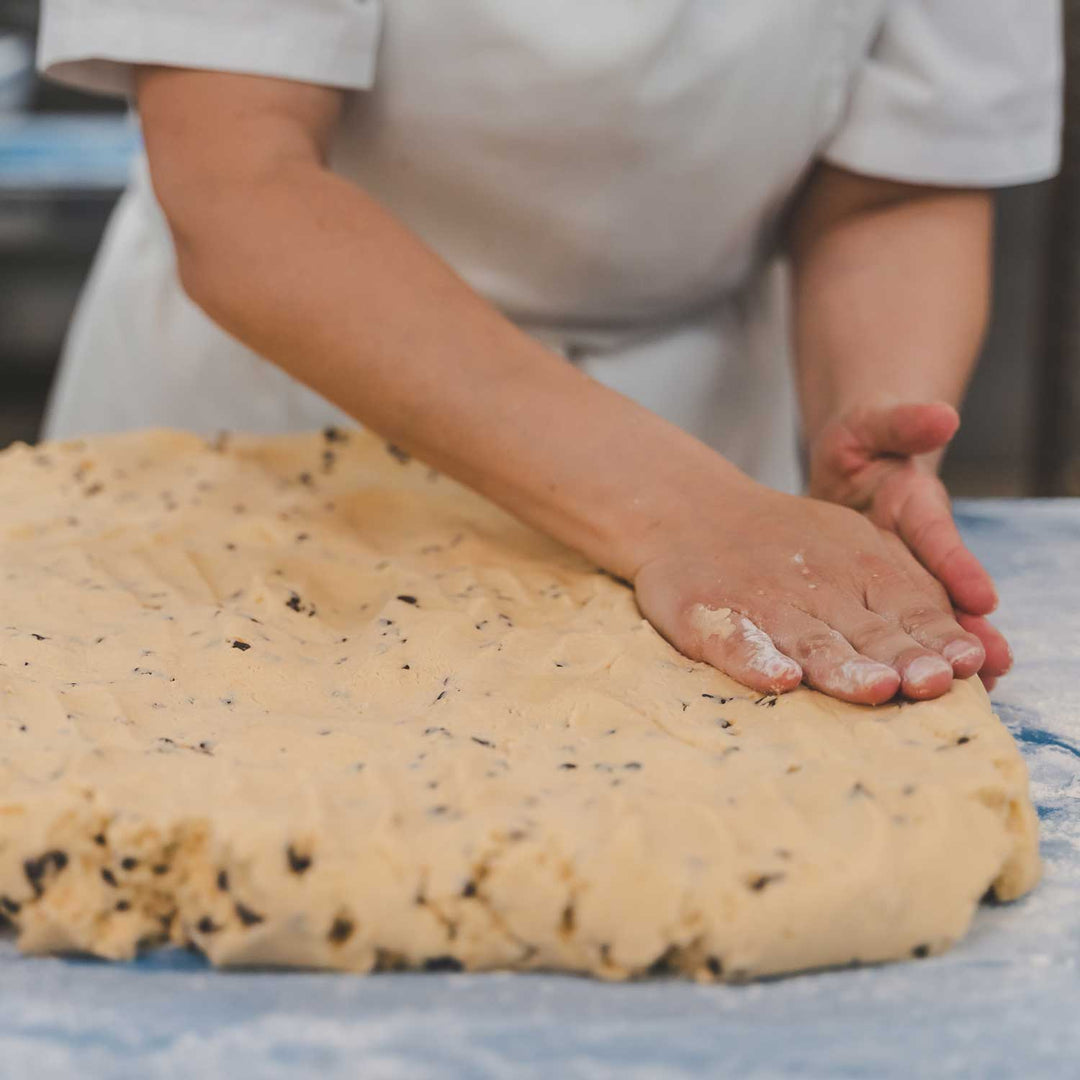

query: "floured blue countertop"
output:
2 499 1078 1079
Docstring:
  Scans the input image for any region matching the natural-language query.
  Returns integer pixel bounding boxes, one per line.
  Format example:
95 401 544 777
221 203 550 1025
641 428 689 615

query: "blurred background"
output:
0 2 1078 495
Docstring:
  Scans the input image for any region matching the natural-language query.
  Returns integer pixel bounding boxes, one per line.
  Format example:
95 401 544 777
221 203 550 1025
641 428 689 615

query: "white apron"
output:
37 0 1062 493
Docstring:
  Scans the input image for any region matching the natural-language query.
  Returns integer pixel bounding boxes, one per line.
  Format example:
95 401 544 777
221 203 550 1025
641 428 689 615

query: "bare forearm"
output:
164 158 752 578
791 165 993 455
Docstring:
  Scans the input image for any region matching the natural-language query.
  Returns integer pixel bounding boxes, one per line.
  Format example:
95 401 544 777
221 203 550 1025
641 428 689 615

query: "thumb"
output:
847 402 960 459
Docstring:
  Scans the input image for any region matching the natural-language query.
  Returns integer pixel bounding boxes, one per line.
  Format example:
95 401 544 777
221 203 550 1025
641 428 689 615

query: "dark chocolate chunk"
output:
558 762 578 770
461 881 478 898
196 916 220 934
231 640 252 651
386 443 411 464
121 857 138 871
471 736 494 748
423 955 463 972
285 593 303 613
216 870 230 892
235 903 265 927
623 762 643 771
647 947 679 977
706 956 723 978
24 851 67 895
0 896 20 915
115 900 131 912
327 916 354 944
101 868 118 887
749 873 784 892
152 864 170 876
323 426 347 443
396 594 418 605
912 943 931 959
286 846 312 874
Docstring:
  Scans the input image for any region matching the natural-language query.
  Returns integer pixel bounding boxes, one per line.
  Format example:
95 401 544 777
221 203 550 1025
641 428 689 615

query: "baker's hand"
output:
633 485 988 705
807 400 1011 689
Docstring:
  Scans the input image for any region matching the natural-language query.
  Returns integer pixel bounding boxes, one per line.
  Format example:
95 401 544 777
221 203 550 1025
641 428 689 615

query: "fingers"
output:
956 612 1013 681
905 613 984 678
688 605 802 695
822 605 958 699
861 571 986 682
763 607 901 705
848 401 959 459
894 481 998 616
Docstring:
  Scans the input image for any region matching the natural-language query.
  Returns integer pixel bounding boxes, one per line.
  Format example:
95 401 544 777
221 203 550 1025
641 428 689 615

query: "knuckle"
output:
849 620 904 655
901 604 955 636
789 628 845 663
906 506 953 547
898 603 938 627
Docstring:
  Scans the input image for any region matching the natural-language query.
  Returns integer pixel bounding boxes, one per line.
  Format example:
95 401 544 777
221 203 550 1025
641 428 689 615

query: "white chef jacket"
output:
37 1 1062 493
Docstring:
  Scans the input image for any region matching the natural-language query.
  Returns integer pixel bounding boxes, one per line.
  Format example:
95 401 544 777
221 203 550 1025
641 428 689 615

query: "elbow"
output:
143 161 248 326
164 210 241 330
171 230 216 315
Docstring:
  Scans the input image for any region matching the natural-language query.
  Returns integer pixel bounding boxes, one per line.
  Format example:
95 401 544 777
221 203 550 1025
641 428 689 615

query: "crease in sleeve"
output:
822 0 1063 187
38 0 382 97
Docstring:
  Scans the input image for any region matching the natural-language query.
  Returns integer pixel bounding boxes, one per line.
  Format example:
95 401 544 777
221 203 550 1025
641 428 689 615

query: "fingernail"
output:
837 658 898 691
944 640 982 667
905 655 952 687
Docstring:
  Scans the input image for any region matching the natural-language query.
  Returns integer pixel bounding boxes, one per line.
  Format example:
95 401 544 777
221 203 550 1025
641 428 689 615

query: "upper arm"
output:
789 163 992 262
135 67 344 245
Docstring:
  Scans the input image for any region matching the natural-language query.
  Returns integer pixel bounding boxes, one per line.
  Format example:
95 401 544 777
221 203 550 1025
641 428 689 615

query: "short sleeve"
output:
37 0 382 98
824 0 1063 187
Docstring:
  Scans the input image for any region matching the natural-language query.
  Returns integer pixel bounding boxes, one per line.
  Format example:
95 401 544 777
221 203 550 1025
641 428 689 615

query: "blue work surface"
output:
2 500 1078 1079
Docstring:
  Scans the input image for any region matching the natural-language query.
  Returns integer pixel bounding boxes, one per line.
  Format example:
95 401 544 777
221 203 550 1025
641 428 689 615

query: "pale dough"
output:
0 428 1040 980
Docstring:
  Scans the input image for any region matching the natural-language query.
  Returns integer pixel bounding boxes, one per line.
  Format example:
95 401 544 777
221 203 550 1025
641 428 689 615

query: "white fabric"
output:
824 1 1063 186
38 0 382 96
37 0 1062 494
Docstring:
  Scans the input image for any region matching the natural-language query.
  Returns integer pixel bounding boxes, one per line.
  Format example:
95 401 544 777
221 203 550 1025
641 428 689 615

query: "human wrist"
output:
611 457 765 580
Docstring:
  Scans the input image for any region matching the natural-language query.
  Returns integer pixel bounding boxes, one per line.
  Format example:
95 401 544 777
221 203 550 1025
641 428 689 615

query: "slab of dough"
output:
0 429 1040 980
